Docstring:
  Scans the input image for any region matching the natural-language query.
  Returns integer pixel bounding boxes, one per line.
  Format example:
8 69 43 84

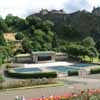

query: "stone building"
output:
14 51 55 63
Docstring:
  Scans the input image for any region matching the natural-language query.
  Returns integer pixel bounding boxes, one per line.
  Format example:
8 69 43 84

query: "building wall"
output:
14 53 55 63
15 56 33 63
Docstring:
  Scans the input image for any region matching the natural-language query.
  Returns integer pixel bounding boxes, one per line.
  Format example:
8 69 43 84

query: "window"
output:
38 56 52 61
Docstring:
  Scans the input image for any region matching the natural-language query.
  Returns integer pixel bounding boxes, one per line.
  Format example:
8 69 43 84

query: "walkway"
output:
1 76 100 100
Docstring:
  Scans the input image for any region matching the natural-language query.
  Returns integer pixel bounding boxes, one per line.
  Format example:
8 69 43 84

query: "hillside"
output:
1 8 100 65
29 8 100 41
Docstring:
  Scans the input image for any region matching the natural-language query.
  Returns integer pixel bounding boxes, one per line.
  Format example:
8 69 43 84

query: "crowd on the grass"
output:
15 89 100 100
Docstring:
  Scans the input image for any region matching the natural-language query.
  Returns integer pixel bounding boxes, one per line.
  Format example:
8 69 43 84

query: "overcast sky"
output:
0 0 100 18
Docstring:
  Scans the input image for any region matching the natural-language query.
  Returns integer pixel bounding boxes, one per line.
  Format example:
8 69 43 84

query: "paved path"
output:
1 76 100 100
0 85 79 100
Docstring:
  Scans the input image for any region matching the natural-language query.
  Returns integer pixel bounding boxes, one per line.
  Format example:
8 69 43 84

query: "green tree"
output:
33 29 45 42
95 40 100 53
0 16 8 32
5 14 15 27
66 44 80 57
26 16 42 29
22 39 32 53
0 43 13 65
0 33 5 46
87 47 98 62
82 37 95 48
5 14 26 32
15 32 24 40
41 20 54 32
63 25 81 40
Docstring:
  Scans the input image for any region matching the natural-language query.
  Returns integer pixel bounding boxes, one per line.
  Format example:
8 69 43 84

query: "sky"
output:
0 0 100 18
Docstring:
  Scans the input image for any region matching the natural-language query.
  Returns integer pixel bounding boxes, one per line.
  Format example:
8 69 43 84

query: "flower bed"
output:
27 89 100 100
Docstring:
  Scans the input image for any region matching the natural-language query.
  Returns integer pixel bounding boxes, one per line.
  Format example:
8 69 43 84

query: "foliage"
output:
26 16 42 27
15 32 24 40
22 39 33 53
90 68 100 74
66 44 88 58
14 49 24 55
41 20 54 32
0 44 14 65
0 75 4 83
68 70 78 76
0 32 6 46
5 14 26 32
82 37 95 48
6 64 13 69
34 9 100 42
87 47 98 62
96 40 100 53
0 11 100 63
62 25 81 40
0 16 8 32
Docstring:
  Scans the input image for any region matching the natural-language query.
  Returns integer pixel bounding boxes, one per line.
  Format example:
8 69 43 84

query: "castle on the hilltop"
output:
92 7 100 16
40 9 65 15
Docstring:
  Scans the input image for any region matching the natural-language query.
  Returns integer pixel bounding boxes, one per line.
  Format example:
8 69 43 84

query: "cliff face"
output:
92 7 100 16
28 8 100 41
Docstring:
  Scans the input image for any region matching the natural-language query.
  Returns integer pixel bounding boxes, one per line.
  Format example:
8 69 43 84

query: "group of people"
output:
15 96 25 100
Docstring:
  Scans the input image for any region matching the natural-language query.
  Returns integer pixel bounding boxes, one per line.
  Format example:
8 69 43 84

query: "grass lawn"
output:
81 56 100 63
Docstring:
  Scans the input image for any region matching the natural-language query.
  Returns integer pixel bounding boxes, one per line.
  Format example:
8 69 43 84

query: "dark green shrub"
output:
5 70 57 79
68 70 78 76
6 64 12 69
90 68 100 74
0 75 4 82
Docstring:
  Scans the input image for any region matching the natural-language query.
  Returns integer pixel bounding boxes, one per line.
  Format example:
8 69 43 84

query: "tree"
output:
82 37 95 48
22 39 32 53
43 31 54 44
0 16 8 32
0 33 5 46
5 14 26 32
95 40 100 53
66 44 81 57
62 25 81 39
31 29 54 51
0 44 13 64
87 47 98 62
5 14 15 27
41 20 54 32
26 16 42 29
33 29 45 42
79 46 88 60
15 32 24 40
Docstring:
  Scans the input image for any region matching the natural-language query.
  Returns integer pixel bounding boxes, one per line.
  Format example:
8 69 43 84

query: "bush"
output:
5 70 57 79
6 64 12 69
68 70 78 76
0 75 4 83
90 68 100 74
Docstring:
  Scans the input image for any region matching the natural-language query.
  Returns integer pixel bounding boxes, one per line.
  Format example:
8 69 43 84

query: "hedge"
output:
90 68 100 74
0 75 4 82
68 70 78 76
5 70 57 79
